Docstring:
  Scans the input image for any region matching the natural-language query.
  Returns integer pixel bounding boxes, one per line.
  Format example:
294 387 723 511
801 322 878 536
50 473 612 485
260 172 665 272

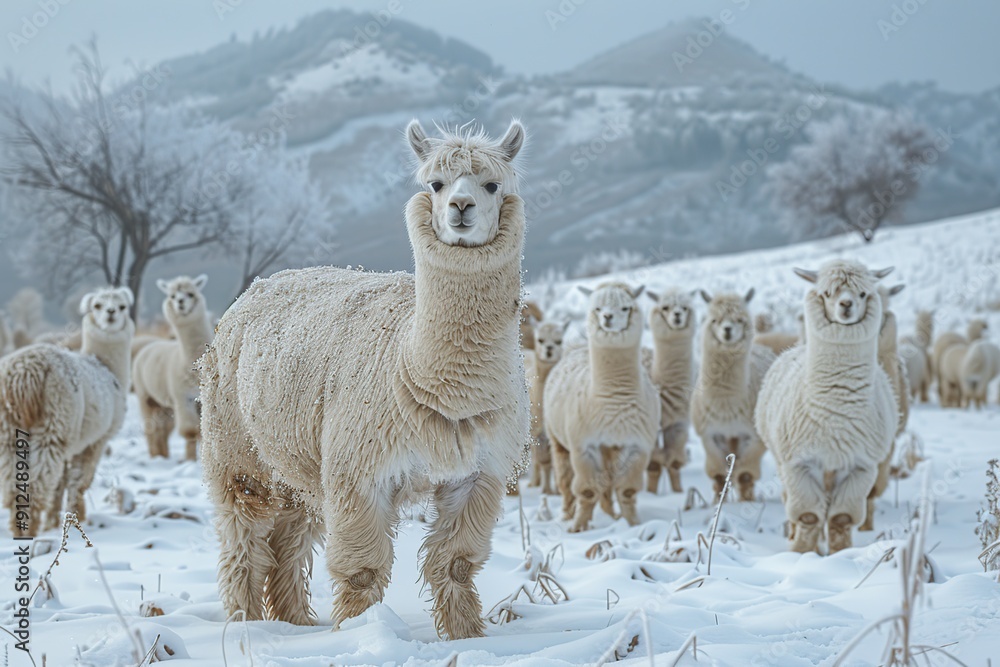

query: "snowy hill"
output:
3 208 999 665
98 12 1000 277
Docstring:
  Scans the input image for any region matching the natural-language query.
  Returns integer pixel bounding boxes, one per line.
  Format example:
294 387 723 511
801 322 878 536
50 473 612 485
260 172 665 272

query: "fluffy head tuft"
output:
80 286 133 334
798 260 888 326
585 282 643 347
648 287 696 338
703 292 753 347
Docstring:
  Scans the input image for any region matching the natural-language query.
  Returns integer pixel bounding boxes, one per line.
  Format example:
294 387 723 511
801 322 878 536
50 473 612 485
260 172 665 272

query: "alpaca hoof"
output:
568 520 590 533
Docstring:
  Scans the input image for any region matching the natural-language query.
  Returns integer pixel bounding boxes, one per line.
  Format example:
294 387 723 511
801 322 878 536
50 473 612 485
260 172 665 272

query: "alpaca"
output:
525 320 569 494
968 319 988 341
132 275 213 461
960 340 1000 408
900 310 933 403
520 300 544 350
863 284 909 532
691 289 775 502
939 343 970 408
198 121 528 640
0 313 11 356
0 287 134 537
934 331 969 407
641 287 696 493
543 283 660 532
756 262 897 553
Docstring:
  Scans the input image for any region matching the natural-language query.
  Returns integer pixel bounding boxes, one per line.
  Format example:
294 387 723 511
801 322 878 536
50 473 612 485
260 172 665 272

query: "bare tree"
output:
0 43 246 315
767 112 936 243
219 146 333 299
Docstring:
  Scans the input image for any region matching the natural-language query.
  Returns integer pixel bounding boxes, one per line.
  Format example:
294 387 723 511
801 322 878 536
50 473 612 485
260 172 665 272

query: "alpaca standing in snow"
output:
0 287 134 536
960 340 1000 409
520 300 544 350
132 275 213 461
899 310 933 403
863 283 909 532
543 283 660 532
525 320 569 494
756 261 897 553
691 289 775 502
199 121 528 639
641 287 696 493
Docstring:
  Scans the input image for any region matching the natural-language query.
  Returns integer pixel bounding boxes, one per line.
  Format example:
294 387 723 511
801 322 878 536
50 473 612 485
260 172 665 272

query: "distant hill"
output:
3 11 999 315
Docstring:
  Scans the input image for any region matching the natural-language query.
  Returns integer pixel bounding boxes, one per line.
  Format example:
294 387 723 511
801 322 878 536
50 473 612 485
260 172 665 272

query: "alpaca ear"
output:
79 292 94 315
872 266 895 280
193 274 208 291
561 320 571 333
889 284 905 296
630 285 645 300
156 279 171 294
406 120 431 162
645 290 660 303
744 287 755 303
793 268 818 284
498 120 525 161
699 290 713 304
117 287 134 306
577 286 593 298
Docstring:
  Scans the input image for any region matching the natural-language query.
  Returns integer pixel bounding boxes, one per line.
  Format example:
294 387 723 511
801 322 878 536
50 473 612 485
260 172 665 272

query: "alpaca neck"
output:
700 338 749 396
651 331 693 386
82 321 133 388
530 357 558 404
402 193 525 419
170 306 213 361
590 344 642 395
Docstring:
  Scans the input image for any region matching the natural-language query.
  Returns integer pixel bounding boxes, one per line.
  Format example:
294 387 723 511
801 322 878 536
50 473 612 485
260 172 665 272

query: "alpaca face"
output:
80 287 133 333
158 275 207 318
701 290 753 347
649 289 694 335
795 262 890 327
581 283 644 345
407 120 524 248
533 321 568 363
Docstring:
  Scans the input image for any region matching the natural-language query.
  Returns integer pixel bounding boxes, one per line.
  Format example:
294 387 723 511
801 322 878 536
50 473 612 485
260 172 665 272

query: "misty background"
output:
1 0 998 324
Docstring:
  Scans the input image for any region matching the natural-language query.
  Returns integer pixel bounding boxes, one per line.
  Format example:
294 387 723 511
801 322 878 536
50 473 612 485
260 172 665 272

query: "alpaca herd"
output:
1 120 999 641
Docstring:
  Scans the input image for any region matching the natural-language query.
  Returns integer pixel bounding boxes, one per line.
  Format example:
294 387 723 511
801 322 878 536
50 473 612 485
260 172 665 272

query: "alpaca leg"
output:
780 463 827 554
64 440 106 525
569 446 604 533
528 447 542 488
664 423 688 493
645 438 664 494
614 446 649 527
861 454 892 532
598 447 618 519
422 472 504 640
551 438 575 520
827 466 877 554
140 396 173 459
176 398 200 461
265 497 321 625
536 438 555 495
325 487 396 630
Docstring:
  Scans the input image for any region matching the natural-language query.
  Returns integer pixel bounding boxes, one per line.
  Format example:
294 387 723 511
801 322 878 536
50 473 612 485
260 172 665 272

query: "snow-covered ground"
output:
3 209 1000 666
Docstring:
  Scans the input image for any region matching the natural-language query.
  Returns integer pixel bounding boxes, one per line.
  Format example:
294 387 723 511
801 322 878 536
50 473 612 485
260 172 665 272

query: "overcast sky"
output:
1 0 997 93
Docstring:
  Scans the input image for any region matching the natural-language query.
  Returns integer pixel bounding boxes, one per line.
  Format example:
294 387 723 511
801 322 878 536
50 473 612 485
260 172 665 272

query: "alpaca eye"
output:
94 303 102 310
538 339 546 344
484 182 499 194
621 307 629 313
430 182 444 193
119 305 126 311
859 292 867 299
187 293 195 299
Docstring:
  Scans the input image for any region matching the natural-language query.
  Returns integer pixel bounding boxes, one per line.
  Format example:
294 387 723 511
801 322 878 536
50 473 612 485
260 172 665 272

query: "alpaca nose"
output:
449 194 475 212
603 313 613 326
839 299 853 312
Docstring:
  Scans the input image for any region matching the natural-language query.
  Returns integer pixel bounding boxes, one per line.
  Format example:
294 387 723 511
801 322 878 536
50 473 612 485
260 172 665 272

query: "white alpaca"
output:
0 287 134 537
132 275 212 461
198 121 528 639
961 340 1000 408
525 320 569 494
899 310 933 403
544 283 660 532
640 287 696 494
756 261 897 553
520 300 544 350
691 289 775 501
